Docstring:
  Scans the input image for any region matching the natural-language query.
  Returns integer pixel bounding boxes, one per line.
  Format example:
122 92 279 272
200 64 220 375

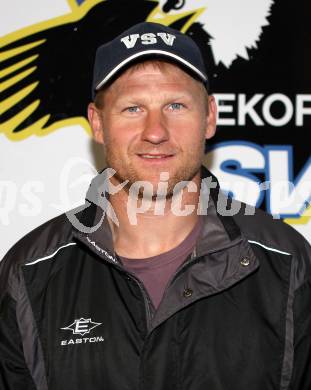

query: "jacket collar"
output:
72 166 249 262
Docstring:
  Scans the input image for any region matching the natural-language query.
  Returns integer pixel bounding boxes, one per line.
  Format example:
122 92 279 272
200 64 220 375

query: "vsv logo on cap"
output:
121 32 176 48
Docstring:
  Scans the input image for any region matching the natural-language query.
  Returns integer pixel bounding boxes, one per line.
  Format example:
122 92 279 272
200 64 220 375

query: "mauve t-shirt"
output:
120 217 203 309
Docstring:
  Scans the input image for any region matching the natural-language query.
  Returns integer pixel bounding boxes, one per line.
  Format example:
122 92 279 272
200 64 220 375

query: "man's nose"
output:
141 109 169 144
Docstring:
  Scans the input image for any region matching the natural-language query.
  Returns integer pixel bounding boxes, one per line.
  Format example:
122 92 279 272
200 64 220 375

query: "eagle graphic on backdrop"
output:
0 0 273 141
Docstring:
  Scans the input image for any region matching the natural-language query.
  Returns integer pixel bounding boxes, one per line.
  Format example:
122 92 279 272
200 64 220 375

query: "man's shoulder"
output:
231 198 310 258
233 201 310 255
0 212 77 304
1 212 74 268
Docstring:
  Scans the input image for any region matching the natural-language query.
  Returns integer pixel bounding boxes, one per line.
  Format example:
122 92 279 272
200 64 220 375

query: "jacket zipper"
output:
128 273 154 331
103 253 155 332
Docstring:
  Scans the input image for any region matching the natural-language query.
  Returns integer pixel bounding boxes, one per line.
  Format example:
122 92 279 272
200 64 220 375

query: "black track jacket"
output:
1 168 311 390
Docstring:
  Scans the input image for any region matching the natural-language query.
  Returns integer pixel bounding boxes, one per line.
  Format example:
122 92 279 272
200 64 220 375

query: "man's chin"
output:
109 163 201 198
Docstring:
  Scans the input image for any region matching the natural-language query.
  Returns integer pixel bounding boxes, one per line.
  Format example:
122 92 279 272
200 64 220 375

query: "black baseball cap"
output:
92 22 208 98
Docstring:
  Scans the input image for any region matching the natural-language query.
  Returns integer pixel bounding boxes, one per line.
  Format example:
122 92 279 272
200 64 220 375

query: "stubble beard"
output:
104 143 205 201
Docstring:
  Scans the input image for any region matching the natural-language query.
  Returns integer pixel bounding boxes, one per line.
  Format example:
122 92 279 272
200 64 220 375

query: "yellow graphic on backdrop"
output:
146 5 205 33
285 204 311 225
0 0 104 141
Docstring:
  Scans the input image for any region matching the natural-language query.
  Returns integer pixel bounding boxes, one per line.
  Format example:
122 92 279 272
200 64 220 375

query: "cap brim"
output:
95 49 208 91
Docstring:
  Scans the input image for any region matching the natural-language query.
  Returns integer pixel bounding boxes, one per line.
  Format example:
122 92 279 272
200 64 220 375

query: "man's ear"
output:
205 95 217 140
88 103 104 144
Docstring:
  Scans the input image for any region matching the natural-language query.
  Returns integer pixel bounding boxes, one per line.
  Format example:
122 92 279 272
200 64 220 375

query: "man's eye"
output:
126 106 140 113
169 103 183 111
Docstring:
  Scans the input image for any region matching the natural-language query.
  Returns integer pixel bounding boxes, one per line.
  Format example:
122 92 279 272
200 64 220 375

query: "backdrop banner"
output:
1 0 310 258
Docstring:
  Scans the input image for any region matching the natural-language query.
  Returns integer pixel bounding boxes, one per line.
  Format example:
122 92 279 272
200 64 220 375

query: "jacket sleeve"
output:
0 256 37 390
289 239 311 390
290 279 311 390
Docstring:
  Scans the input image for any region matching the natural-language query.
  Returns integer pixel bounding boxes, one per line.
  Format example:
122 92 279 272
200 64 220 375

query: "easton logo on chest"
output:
121 33 176 49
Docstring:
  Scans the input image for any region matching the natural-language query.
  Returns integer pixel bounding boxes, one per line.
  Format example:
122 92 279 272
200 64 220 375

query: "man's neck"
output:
108 177 201 259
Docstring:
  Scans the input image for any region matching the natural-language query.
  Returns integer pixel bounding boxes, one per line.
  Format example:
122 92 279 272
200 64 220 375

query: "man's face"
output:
88 61 217 197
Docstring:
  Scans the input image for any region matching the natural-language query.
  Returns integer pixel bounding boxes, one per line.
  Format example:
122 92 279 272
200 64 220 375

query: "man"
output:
0 22 311 390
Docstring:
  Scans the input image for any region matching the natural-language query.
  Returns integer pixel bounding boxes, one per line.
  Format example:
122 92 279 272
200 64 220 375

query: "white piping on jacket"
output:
248 240 291 256
25 242 77 266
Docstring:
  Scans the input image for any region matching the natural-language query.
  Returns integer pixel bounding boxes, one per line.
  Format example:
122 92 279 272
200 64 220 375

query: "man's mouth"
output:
138 154 174 159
